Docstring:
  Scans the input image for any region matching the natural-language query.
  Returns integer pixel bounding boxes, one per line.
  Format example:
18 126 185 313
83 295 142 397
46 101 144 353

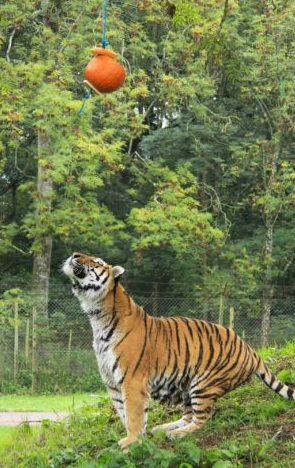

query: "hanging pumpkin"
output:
84 48 126 94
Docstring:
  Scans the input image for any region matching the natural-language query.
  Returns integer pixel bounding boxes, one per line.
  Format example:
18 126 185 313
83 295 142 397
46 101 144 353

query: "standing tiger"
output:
63 252 295 449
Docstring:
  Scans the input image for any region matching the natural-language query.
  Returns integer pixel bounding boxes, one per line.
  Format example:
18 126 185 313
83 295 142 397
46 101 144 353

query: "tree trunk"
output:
261 219 274 347
31 129 53 321
32 234 52 320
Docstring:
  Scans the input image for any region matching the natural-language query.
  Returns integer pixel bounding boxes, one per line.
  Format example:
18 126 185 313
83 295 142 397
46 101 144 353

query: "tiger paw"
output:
118 435 138 451
166 426 192 439
152 419 188 435
167 422 200 439
151 425 166 435
166 429 185 439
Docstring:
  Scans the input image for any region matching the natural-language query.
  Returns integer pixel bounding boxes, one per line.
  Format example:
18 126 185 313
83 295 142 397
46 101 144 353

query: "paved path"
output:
0 412 69 426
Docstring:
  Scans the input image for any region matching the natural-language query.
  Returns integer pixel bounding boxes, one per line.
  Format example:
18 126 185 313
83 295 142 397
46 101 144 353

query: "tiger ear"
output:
113 266 125 279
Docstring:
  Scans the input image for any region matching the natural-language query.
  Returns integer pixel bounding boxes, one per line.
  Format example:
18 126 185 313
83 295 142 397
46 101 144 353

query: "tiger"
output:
63 252 295 449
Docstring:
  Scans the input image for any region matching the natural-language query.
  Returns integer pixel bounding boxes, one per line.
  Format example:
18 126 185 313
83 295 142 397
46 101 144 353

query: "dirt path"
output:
0 412 69 426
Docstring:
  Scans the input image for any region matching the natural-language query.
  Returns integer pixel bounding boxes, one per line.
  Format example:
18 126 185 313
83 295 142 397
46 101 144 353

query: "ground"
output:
1 345 295 468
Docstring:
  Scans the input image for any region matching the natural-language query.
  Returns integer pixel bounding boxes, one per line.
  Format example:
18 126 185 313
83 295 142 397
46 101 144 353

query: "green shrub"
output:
277 368 295 384
0 348 103 394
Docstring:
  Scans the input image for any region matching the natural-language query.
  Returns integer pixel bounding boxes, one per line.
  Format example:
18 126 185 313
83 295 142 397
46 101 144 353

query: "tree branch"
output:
14 146 35 179
2 241 30 256
127 101 155 156
199 182 232 240
219 0 229 32
196 98 240 122
255 96 274 138
283 255 295 275
6 28 17 62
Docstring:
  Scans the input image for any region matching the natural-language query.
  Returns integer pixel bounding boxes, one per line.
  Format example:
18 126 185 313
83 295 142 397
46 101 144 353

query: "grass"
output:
1 343 295 467
0 393 105 455
0 427 15 451
0 426 40 453
0 393 104 412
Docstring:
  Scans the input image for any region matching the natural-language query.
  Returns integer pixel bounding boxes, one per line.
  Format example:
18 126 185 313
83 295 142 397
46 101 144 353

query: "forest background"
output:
1 0 295 391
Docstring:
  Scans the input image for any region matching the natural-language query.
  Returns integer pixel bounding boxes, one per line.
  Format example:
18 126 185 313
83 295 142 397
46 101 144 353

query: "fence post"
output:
13 301 19 383
152 282 158 316
25 318 30 365
219 293 224 326
67 329 73 364
31 306 37 393
229 306 234 329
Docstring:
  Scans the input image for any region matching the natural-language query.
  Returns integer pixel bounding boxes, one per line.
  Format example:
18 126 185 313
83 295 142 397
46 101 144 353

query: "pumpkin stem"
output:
83 80 101 95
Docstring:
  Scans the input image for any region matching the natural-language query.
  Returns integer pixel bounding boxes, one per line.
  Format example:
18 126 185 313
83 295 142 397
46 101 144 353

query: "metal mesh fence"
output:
1 288 295 392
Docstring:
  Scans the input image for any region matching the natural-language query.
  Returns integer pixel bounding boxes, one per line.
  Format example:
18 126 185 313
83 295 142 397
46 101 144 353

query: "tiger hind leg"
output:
167 396 215 438
151 393 192 435
166 385 224 438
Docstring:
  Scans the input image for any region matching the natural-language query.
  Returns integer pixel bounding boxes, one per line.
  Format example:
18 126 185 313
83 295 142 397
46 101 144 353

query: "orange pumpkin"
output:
84 48 126 94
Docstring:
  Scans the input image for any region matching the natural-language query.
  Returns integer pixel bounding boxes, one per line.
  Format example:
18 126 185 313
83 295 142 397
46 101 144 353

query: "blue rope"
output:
78 88 92 117
78 1 108 116
102 0 108 48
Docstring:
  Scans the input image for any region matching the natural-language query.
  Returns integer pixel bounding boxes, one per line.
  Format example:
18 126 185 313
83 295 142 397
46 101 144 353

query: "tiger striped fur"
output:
63 252 295 449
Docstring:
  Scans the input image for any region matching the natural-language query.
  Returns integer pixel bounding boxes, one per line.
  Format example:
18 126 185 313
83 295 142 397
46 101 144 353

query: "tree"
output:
1 0 295 350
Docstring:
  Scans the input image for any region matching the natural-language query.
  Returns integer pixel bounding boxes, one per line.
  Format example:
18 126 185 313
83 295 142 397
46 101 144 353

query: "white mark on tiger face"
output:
92 258 107 266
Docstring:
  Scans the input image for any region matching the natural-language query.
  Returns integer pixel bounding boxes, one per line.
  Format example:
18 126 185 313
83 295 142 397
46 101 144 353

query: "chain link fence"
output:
1 287 295 393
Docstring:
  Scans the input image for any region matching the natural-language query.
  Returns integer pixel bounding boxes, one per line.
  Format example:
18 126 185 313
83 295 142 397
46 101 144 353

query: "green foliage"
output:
1 414 241 468
0 224 19 255
0 348 102 394
2 0 295 348
278 368 295 384
129 164 224 255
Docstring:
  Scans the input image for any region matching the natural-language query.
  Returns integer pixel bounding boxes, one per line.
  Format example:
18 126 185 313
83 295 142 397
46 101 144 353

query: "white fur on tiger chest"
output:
90 317 121 386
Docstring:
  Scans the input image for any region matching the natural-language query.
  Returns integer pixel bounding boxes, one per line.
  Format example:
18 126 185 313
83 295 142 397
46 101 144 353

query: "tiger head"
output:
62 252 124 307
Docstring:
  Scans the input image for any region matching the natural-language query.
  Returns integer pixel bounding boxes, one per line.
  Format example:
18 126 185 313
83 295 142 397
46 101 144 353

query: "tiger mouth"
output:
73 266 86 279
70 258 86 279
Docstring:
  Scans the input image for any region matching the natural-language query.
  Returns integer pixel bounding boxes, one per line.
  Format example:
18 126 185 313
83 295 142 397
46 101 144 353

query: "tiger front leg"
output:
118 379 149 450
107 385 125 426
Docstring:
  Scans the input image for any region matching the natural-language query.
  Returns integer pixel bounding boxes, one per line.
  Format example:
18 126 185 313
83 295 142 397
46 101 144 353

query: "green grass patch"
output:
1 344 295 467
0 426 40 454
0 393 104 412
2 381 295 468
0 427 15 451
